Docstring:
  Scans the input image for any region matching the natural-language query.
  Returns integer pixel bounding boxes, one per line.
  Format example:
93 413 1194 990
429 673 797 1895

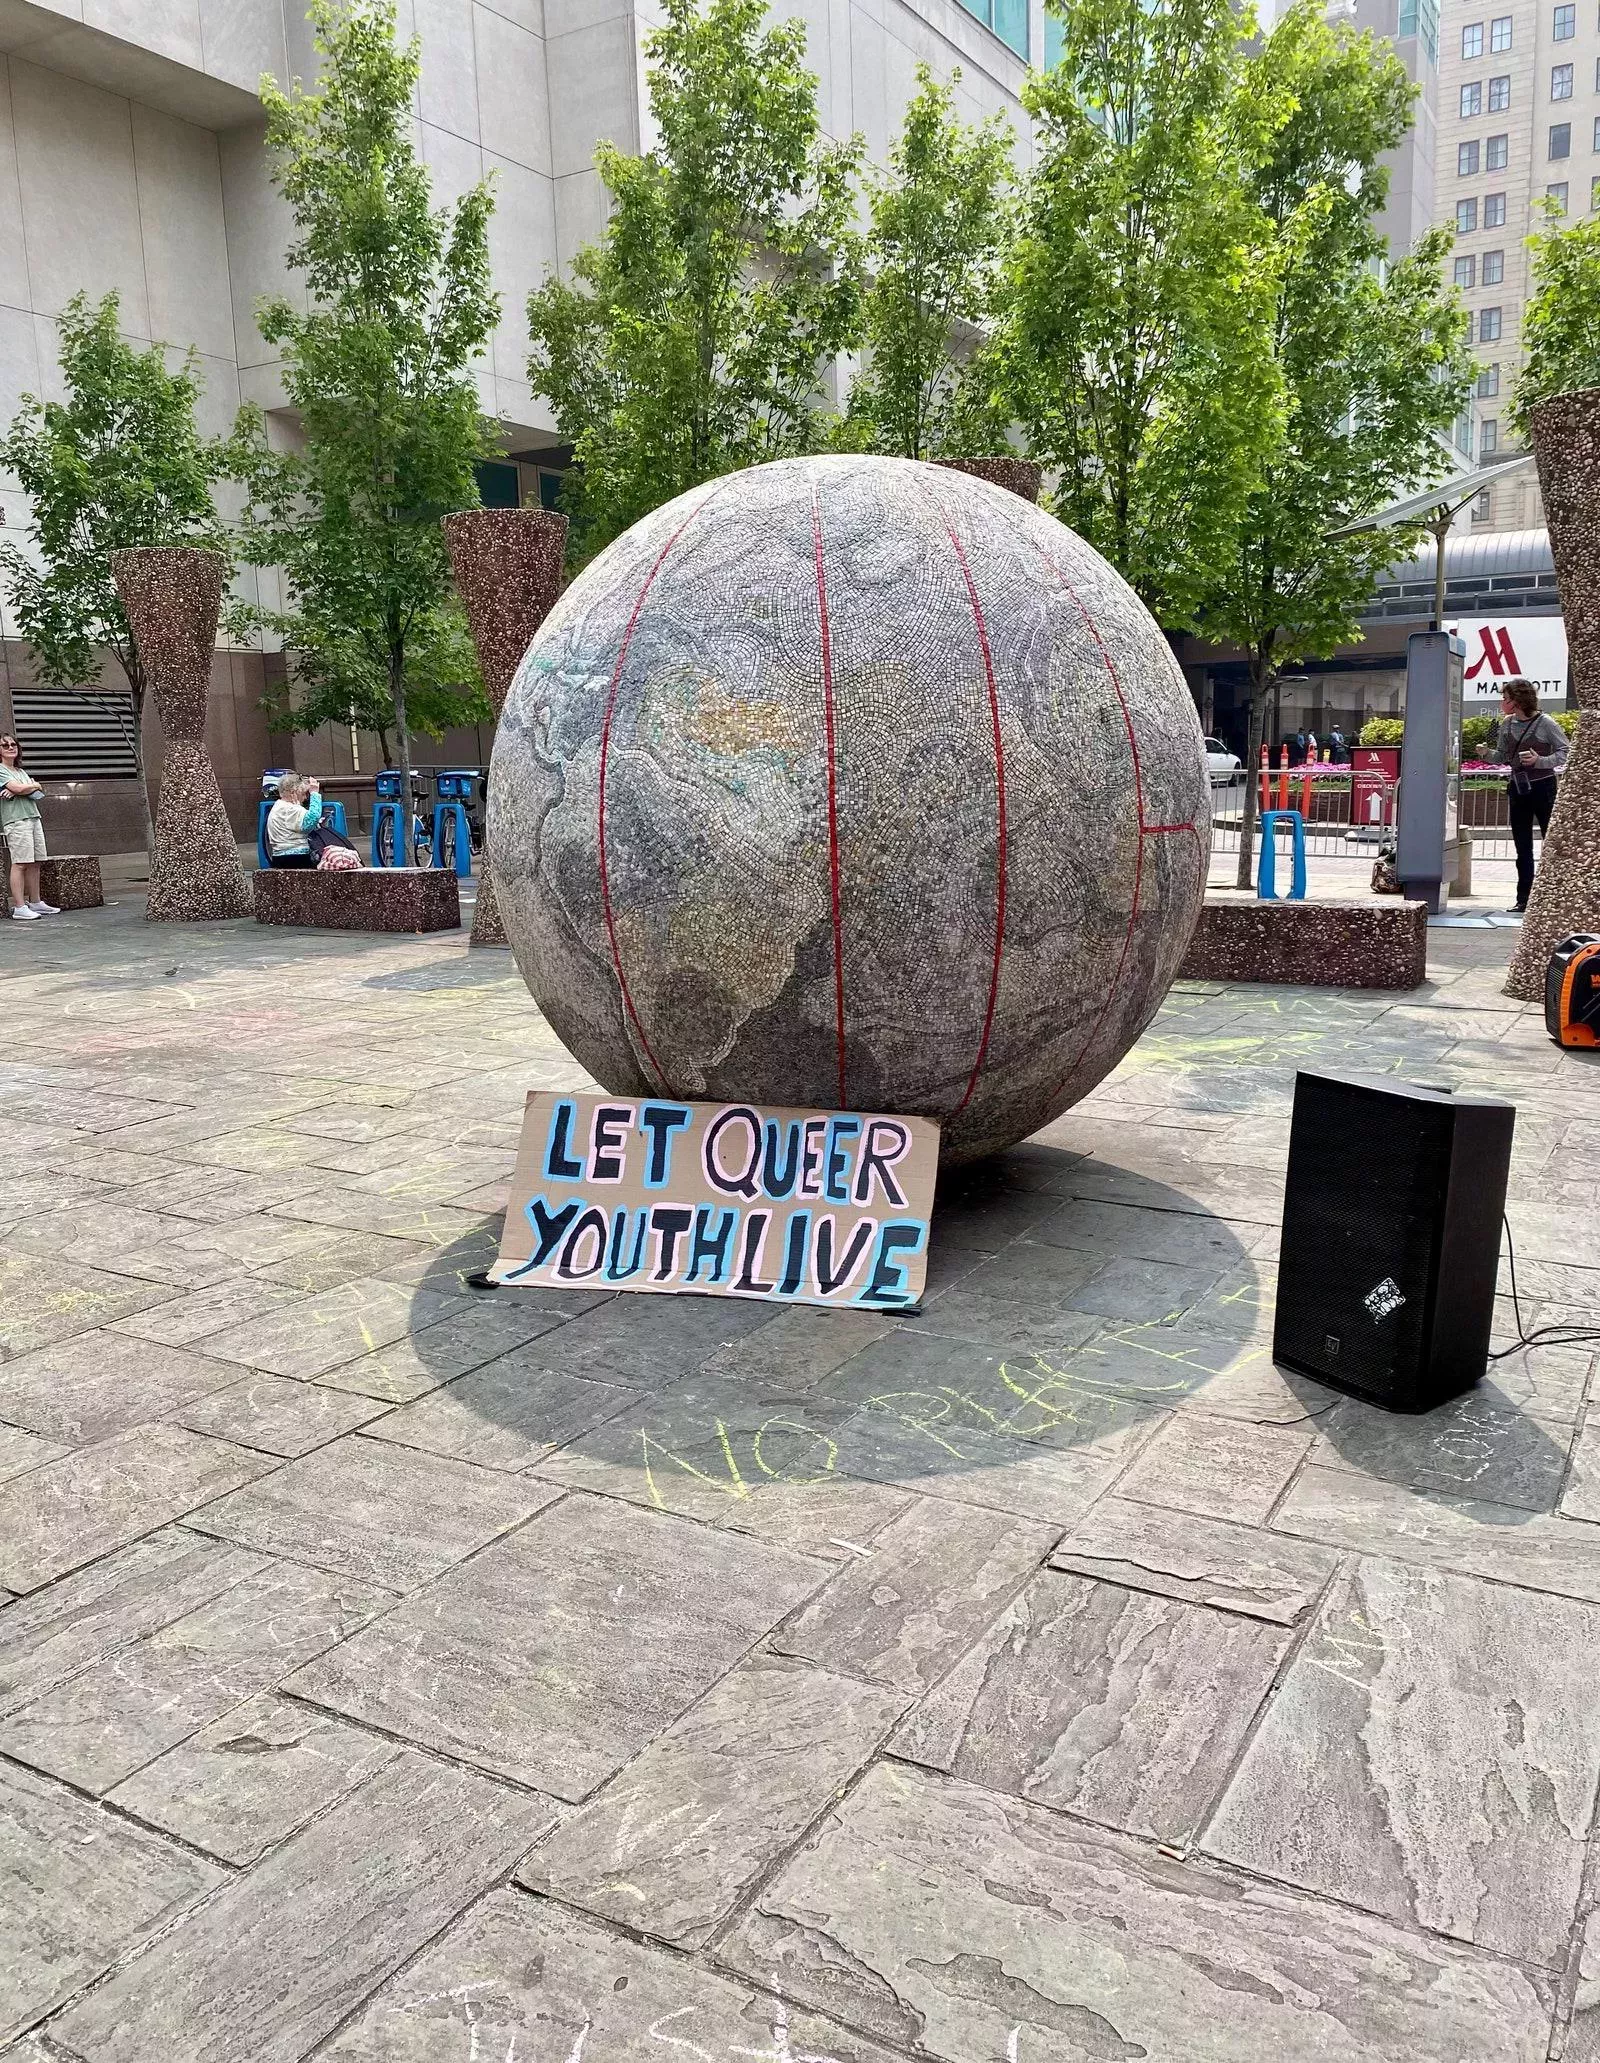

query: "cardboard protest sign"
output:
493 1093 939 1310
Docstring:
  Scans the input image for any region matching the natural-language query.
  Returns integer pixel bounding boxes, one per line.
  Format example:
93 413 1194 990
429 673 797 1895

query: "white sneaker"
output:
28 900 58 915
9 904 39 920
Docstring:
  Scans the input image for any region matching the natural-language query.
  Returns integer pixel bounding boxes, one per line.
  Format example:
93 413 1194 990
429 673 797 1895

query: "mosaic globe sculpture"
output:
491 455 1210 1162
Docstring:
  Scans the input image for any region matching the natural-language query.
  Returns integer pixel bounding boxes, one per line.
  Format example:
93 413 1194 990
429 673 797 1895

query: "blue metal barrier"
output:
1257 809 1308 902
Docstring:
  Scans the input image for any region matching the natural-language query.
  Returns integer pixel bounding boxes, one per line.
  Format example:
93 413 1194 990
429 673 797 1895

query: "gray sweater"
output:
1494 713 1569 779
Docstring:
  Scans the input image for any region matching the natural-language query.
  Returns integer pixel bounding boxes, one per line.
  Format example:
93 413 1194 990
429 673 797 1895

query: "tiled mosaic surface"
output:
1179 896 1429 988
443 509 567 950
1508 387 1600 1001
3 895 1600 2059
110 550 253 927
491 455 1212 1163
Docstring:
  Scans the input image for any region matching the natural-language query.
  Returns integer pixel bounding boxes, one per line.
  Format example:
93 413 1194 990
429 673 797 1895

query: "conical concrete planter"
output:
112 547 252 924
1506 386 1600 1001
443 508 568 947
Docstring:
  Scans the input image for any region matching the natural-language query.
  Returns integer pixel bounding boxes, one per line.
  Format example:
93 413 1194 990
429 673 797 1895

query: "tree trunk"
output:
1234 665 1270 891
391 650 414 863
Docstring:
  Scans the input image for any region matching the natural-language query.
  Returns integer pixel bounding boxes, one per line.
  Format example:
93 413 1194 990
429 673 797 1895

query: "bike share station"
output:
370 767 485 877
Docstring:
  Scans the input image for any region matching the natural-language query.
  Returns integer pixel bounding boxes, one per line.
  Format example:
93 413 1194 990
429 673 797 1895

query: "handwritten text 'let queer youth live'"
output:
492 1092 939 1310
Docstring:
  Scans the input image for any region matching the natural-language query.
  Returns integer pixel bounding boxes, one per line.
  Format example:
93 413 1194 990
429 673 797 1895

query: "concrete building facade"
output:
0 0 1047 848
1437 0 1599 528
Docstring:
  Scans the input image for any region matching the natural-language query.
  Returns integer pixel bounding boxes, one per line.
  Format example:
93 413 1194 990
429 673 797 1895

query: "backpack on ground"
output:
1546 935 1600 1049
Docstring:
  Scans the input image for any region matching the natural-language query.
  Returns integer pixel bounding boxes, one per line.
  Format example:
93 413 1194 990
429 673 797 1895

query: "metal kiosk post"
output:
1395 630 1465 915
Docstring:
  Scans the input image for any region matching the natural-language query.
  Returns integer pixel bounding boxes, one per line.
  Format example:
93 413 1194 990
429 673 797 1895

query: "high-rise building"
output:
1439 0 1597 526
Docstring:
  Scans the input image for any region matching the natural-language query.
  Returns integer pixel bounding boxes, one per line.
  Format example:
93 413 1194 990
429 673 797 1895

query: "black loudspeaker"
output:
1273 1069 1515 1412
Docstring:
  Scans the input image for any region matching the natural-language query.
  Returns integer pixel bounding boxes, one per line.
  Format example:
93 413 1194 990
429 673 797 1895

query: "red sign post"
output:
1351 746 1401 833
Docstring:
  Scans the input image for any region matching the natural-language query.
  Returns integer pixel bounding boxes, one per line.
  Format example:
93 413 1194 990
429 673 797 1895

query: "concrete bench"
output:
253 866 460 933
1179 897 1427 990
3 854 103 916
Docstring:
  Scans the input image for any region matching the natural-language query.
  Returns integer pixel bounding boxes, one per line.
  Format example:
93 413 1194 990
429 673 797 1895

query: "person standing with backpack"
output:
1495 678 1569 915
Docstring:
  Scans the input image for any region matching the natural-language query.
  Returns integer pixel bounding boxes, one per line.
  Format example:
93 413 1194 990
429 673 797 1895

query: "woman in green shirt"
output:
2 733 57 920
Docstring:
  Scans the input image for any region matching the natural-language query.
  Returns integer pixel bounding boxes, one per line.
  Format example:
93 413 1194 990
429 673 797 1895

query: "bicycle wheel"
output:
374 810 395 869
436 812 457 875
411 817 431 870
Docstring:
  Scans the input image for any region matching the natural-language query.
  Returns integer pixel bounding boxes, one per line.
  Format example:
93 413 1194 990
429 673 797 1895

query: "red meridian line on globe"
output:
935 496 1008 1118
597 495 716 1092
812 490 849 1106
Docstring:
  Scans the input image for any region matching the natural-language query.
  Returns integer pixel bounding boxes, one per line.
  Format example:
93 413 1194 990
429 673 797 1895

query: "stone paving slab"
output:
0 1558 392 1794
1112 1408 1314 1524
0 1531 266 1719
0 1427 66 1485
891 1570 1289 1843
0 1425 274 1593
716 1761 1553 2062
321 1888 907 2063
770 1497 1054 1691
1273 1464 1600 1602
520 1653 908 1946
287 1491 825 1798
0 1335 242 1443
170 1372 390 1457
1 1761 223 2046
1203 1556 1600 1968
187 1435 558 1591
1051 1497 1340 1623
47 1752 554 2063
107 1691 399 1865
0 1252 181 1361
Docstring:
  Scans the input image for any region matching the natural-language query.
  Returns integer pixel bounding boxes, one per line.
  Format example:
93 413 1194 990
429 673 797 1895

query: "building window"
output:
1472 487 1493 523
1552 63 1573 98
956 0 1027 55
1398 0 1440 59
1455 254 1478 288
1485 191 1507 225
1487 133 1509 168
1490 12 1512 46
1462 20 1484 54
1548 180 1570 209
1478 362 1500 397
1461 81 1483 116
1460 140 1482 175
1482 248 1504 284
1593 173 1600 211
1481 418 1499 455
1042 9 1064 64
1593 115 1600 151
1488 73 1511 109
1456 198 1480 233
1595 56 1600 93
1479 306 1502 341
1553 2 1576 34
1551 123 1572 158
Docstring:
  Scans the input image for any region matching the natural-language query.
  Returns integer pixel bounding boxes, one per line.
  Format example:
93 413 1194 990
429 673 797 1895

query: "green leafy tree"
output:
841 66 1014 459
527 0 862 558
975 0 1284 625
228 0 498 804
259 600 483 766
1197 1 1473 885
1511 203 1600 427
0 291 227 839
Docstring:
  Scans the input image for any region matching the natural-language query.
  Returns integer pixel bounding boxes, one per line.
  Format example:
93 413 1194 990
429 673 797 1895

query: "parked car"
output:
1203 737 1242 780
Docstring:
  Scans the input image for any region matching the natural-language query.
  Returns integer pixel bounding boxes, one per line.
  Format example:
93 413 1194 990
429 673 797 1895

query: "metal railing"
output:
1208 770 1522 866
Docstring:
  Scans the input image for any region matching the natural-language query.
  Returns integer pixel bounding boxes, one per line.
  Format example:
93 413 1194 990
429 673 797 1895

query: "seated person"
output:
266 773 322 867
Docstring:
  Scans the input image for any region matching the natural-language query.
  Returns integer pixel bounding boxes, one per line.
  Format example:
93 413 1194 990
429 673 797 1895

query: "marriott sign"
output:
1444 616 1569 704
